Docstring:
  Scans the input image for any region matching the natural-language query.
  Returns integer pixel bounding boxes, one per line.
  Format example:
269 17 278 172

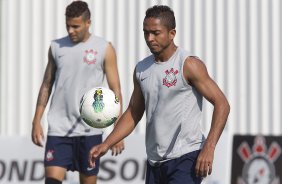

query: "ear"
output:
169 29 176 40
86 19 91 27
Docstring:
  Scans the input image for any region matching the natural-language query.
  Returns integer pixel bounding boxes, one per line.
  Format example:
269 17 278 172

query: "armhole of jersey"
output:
134 65 141 86
102 41 110 73
181 55 195 88
181 55 203 88
50 41 56 61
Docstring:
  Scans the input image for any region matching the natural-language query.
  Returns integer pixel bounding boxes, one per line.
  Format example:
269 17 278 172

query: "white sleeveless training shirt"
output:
47 34 108 137
136 47 205 164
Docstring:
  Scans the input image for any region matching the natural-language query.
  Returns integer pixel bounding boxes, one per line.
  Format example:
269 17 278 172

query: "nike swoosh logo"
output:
141 77 148 81
87 167 94 171
58 55 64 58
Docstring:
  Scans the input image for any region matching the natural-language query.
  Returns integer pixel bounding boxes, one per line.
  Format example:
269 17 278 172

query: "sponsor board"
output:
0 135 146 184
0 132 229 184
231 135 282 184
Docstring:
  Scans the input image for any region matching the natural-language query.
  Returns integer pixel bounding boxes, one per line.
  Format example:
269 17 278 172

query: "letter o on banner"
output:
120 159 139 181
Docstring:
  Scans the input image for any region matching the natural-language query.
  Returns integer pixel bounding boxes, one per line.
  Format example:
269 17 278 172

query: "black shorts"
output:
44 135 102 176
146 150 202 184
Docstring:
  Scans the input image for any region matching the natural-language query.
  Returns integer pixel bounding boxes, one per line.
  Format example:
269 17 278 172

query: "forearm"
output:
104 109 137 148
33 84 53 124
205 100 230 148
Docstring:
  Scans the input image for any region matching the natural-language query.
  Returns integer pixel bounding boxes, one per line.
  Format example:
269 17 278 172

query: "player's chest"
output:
139 64 183 95
55 47 103 69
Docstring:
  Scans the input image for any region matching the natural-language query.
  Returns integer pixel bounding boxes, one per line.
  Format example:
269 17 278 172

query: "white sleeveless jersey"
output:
136 47 205 163
47 35 108 136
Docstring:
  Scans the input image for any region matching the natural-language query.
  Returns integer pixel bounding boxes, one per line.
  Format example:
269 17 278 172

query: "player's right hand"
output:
31 122 44 147
88 143 110 168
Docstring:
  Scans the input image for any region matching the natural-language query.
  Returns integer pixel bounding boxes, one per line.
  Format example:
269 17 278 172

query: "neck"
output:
154 43 177 62
82 32 91 42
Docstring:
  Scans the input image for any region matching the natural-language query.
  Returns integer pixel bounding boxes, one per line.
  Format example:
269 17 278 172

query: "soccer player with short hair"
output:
31 1 124 184
89 5 230 184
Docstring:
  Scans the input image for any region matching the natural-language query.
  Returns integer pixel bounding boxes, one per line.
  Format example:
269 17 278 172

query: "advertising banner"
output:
231 135 282 184
0 135 146 184
0 132 229 184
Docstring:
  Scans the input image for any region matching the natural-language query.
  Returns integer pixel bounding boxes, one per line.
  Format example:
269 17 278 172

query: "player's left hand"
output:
111 140 125 156
195 144 215 178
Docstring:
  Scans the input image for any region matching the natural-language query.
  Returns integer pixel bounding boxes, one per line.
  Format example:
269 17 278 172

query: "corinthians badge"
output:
83 49 97 64
236 136 281 184
163 68 179 88
46 149 55 161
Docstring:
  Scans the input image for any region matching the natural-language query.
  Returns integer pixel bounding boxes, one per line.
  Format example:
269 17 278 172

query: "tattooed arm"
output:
31 47 56 147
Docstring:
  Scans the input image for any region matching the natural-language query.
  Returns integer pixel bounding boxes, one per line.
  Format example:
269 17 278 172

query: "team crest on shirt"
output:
83 49 97 64
46 149 55 161
163 68 179 88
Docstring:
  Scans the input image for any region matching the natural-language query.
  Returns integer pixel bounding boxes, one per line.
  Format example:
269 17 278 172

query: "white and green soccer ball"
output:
80 87 120 128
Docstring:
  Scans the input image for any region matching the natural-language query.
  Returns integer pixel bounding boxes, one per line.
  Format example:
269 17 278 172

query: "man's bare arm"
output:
88 69 145 167
36 47 56 107
184 56 230 177
31 47 56 146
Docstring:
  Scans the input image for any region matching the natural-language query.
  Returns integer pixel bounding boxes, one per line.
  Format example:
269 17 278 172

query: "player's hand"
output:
88 143 110 168
111 140 125 156
195 144 215 178
31 121 44 147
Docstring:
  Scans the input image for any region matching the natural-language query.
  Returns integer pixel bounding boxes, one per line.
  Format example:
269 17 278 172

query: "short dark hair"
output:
65 1 91 20
145 5 176 30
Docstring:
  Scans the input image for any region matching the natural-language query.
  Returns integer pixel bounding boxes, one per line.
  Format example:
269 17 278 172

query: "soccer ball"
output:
79 87 120 128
